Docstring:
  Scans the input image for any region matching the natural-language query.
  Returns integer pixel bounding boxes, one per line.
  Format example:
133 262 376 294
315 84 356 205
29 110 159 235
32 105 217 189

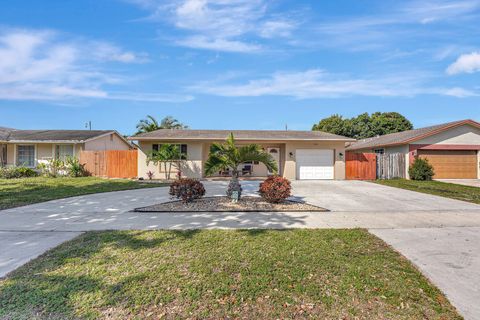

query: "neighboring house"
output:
129 129 355 180
0 128 132 168
347 119 480 179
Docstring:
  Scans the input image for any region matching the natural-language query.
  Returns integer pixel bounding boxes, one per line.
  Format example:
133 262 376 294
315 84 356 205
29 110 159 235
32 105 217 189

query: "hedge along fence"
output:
79 150 138 178
376 153 406 179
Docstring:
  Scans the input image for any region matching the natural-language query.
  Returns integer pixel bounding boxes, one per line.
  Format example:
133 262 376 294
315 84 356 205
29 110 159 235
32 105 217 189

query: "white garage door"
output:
296 149 334 180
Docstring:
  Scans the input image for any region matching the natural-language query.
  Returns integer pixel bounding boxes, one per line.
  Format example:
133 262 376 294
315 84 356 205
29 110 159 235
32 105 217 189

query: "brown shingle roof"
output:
5 130 114 142
347 119 480 150
130 129 355 141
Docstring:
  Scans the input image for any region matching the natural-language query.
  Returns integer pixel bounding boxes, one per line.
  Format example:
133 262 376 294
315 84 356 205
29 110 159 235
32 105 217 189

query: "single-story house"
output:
0 128 132 168
347 119 480 179
129 130 355 180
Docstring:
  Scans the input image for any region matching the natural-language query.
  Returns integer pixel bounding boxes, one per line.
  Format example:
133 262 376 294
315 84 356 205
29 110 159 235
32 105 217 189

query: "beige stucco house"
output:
347 119 480 179
129 129 355 180
0 128 132 168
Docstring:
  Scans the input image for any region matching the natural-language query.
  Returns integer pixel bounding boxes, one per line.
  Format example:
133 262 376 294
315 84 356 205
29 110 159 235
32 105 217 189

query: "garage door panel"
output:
418 150 477 179
296 149 334 180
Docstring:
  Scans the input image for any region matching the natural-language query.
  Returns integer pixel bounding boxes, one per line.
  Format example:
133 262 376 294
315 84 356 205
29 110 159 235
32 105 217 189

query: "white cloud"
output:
0 28 190 102
441 87 478 97
128 0 297 52
313 0 480 52
446 52 480 74
190 69 477 99
176 36 262 53
259 20 296 38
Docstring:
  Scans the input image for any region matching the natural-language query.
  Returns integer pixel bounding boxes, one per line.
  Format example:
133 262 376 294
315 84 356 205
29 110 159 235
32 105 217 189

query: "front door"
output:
267 147 280 175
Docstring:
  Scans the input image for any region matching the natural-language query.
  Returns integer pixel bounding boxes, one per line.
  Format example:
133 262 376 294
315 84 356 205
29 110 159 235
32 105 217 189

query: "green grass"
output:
0 177 166 210
0 230 461 319
375 179 480 204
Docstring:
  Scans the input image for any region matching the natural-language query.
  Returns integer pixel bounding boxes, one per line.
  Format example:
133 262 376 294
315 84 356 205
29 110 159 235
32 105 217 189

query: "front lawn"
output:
0 177 166 210
375 179 480 205
0 230 460 319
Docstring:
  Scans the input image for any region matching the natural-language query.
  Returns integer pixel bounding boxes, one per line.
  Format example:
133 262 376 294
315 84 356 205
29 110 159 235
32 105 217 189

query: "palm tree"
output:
160 116 189 130
146 144 185 180
136 115 188 134
136 115 160 134
204 133 278 200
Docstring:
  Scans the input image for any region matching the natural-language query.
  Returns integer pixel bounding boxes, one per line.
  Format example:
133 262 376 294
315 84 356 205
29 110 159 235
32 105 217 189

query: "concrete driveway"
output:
371 227 480 320
1 180 480 319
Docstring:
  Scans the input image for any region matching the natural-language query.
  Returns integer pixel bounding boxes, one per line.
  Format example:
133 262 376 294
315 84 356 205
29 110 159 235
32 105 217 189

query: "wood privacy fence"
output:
376 153 406 179
79 150 138 178
346 152 407 180
345 152 377 180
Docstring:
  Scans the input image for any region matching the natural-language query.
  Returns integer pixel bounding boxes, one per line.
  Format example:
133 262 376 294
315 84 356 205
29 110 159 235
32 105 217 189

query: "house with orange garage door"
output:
347 119 480 179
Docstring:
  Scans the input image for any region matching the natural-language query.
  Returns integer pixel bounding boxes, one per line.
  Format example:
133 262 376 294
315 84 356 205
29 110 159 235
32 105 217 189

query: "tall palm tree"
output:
135 115 188 134
204 133 278 199
160 116 189 130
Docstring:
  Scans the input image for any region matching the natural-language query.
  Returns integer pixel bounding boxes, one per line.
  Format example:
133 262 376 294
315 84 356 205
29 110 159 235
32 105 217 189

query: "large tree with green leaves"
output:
204 133 278 200
312 112 413 139
135 115 188 135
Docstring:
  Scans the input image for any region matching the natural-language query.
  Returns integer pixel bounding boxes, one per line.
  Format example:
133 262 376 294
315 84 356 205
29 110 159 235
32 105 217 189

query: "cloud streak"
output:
128 0 297 53
0 28 192 102
190 69 477 99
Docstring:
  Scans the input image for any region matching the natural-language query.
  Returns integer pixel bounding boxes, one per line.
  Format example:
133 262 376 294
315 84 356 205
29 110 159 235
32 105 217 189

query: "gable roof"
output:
0 129 130 146
347 119 480 150
130 129 356 141
7 130 115 142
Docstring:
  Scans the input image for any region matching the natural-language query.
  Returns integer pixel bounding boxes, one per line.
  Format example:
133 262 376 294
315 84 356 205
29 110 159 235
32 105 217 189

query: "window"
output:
152 144 187 160
17 145 35 167
374 149 385 154
56 145 74 161
0 144 6 166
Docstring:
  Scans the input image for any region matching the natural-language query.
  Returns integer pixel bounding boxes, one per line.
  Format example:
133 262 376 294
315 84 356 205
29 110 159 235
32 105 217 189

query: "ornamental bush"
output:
408 158 435 181
258 176 291 203
169 178 206 203
0 166 39 179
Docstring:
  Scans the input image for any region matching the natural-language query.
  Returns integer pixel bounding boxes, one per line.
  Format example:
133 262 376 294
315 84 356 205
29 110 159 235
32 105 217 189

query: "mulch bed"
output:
134 196 328 212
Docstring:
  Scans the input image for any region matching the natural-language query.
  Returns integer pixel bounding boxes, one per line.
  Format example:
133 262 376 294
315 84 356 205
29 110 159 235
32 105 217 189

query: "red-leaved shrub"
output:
258 176 291 203
169 178 206 203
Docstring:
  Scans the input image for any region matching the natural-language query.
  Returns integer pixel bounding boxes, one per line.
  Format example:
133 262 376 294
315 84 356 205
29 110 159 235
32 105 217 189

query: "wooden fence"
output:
376 153 406 179
345 152 377 180
79 150 137 178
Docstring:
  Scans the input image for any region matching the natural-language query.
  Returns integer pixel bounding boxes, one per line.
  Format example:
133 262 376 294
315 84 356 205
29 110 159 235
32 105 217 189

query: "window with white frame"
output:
56 145 74 161
17 145 35 167
374 148 385 154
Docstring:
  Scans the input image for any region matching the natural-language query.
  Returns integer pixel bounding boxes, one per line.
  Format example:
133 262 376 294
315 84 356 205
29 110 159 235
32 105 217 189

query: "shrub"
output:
259 176 291 203
146 170 155 180
0 166 39 179
65 157 89 177
169 178 206 203
409 158 435 181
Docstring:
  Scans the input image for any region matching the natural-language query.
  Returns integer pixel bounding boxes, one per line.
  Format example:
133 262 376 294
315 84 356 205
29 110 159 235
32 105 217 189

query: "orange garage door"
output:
418 150 478 179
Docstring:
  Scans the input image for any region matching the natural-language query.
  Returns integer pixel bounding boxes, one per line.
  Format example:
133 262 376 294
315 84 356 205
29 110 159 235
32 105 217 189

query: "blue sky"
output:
1 0 480 135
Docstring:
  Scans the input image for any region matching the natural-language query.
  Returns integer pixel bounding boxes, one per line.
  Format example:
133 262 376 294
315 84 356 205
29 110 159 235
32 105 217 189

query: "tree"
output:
135 115 188 134
146 144 185 180
204 133 278 200
311 114 351 137
312 112 413 139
